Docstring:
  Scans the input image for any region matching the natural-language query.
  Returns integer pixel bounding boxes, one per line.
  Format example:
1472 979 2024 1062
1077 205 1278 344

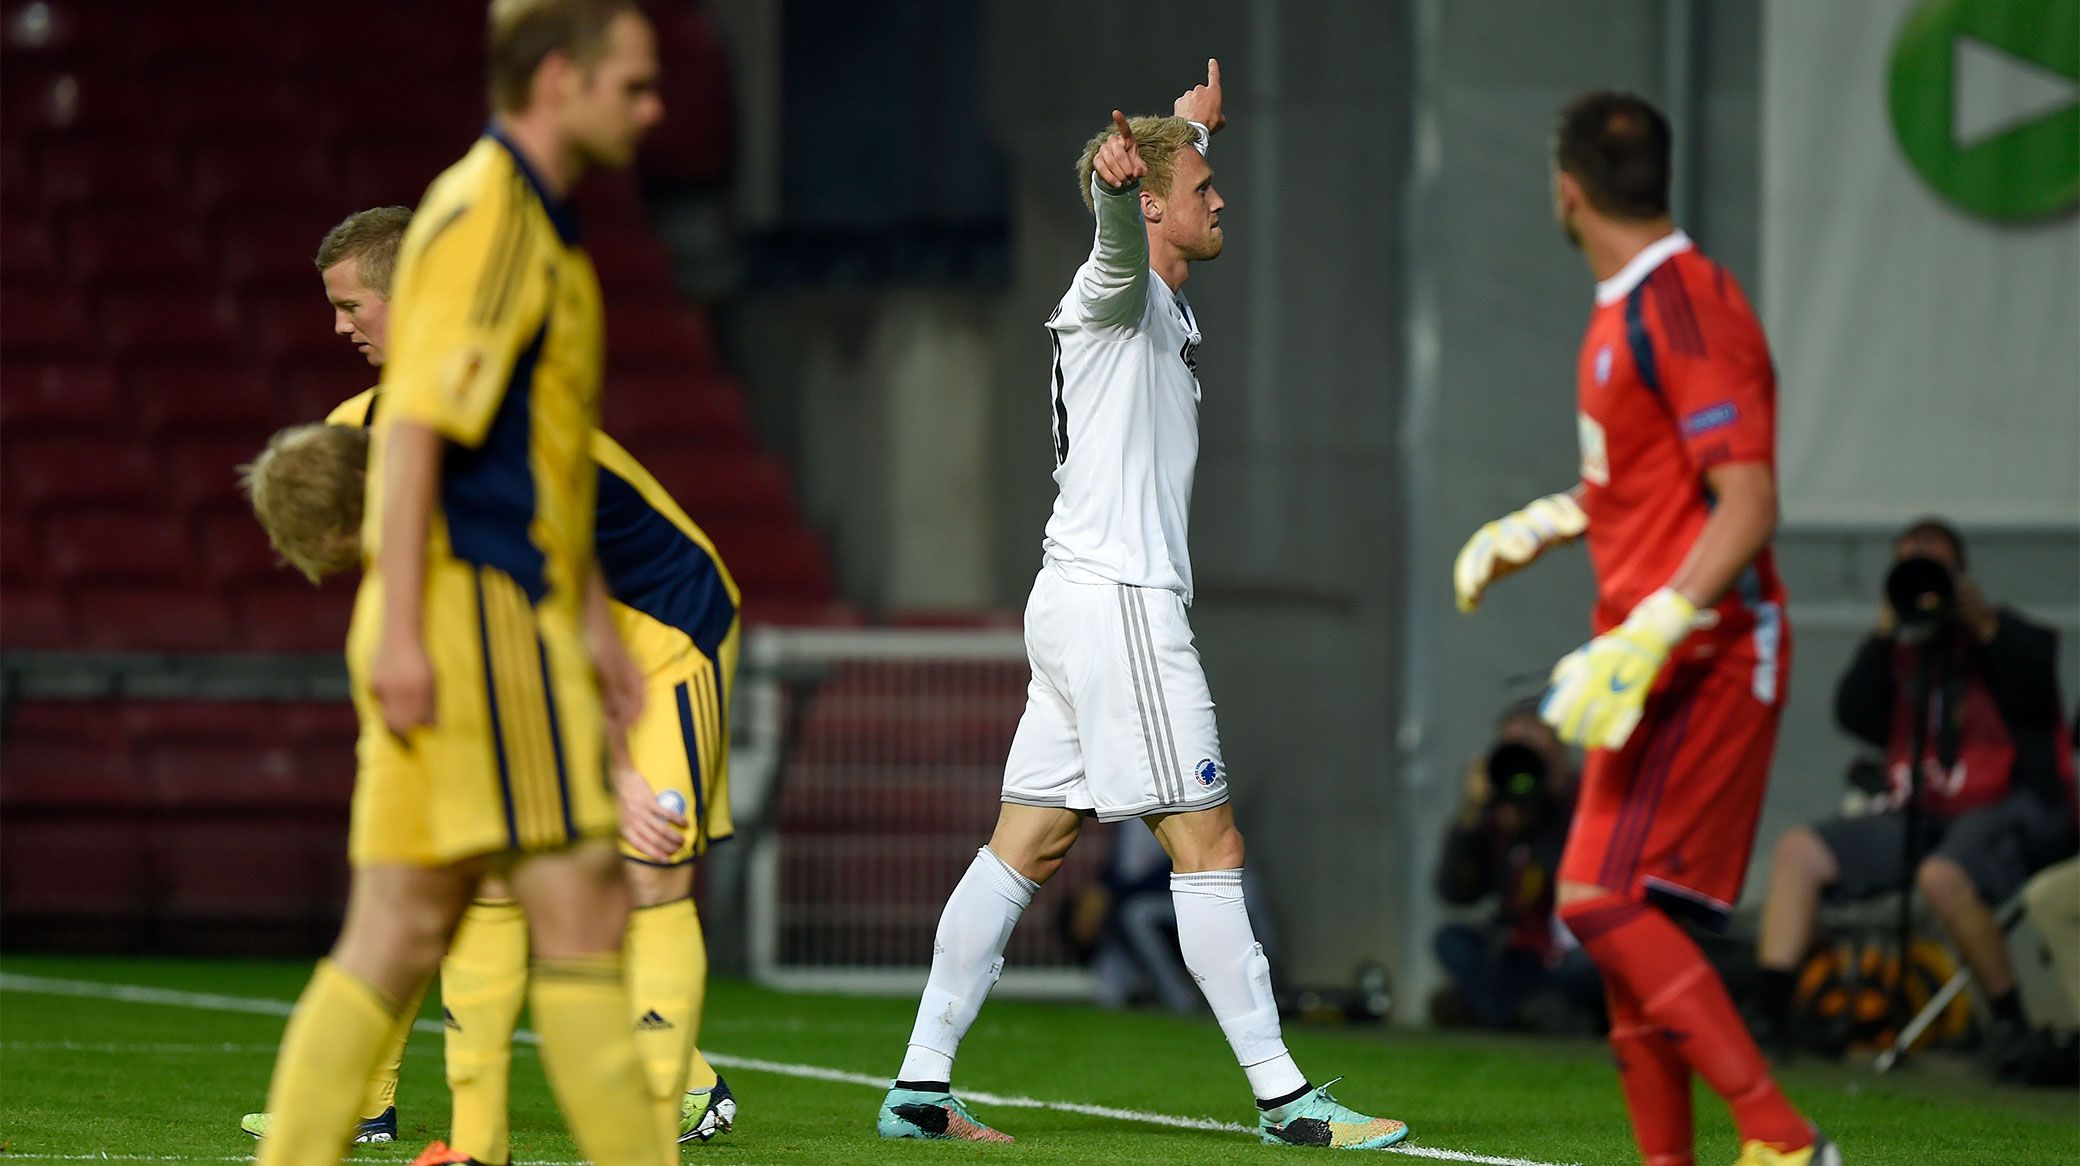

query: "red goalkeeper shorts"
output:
1558 645 1790 929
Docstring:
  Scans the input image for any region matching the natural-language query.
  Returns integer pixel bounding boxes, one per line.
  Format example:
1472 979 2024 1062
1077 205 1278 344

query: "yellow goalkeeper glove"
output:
1540 588 1698 751
1452 492 1587 613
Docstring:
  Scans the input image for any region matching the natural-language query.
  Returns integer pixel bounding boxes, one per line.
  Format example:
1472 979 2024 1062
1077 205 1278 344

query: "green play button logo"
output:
1889 0 2079 221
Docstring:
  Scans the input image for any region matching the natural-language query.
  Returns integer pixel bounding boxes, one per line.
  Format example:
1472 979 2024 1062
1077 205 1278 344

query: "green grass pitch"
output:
1 954 2073 1165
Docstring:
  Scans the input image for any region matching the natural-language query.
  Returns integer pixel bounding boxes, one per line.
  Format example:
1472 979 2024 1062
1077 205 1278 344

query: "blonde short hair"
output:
487 0 643 114
313 206 412 296
239 424 370 584
1075 115 1201 214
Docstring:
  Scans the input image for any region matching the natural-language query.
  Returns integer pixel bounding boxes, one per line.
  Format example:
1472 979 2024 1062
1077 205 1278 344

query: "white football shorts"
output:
1000 565 1229 822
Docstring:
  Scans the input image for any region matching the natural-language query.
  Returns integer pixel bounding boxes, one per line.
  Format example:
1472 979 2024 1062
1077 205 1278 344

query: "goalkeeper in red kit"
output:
1453 92 1838 1166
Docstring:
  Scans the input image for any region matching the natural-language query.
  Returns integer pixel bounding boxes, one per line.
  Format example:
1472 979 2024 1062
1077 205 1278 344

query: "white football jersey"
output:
1041 127 1209 603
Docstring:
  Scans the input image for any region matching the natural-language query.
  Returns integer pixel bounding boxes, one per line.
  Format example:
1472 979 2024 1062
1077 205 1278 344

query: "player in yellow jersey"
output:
239 196 742 1153
250 5 673 1166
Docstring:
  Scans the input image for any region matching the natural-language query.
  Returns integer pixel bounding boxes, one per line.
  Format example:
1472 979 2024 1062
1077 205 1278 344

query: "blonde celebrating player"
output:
875 60 1408 1151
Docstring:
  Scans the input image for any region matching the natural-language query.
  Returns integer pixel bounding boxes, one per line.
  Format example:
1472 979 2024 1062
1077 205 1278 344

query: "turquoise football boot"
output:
1258 1080 1408 1150
875 1084 1014 1143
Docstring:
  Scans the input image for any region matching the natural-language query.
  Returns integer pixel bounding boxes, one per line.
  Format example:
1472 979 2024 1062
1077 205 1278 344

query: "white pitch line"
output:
4 1041 284 1054
1 973 1577 1166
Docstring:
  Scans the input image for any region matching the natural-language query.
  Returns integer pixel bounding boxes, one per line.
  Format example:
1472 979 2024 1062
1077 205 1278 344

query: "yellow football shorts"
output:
347 558 612 867
619 628 737 866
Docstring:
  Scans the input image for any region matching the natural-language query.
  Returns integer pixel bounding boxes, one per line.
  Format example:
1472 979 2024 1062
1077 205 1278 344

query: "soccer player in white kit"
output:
875 61 1410 1151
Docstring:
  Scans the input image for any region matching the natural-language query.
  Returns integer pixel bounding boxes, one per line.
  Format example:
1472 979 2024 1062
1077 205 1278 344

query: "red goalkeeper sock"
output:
1605 975 1694 1166
1562 896 1810 1152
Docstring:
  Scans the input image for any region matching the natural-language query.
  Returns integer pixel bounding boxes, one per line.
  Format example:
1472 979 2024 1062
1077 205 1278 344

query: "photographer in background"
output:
1432 703 1600 1032
1751 518 2078 1077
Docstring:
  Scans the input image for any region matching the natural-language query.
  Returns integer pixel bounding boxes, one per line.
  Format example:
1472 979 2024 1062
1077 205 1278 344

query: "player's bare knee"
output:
623 858 694 908
512 842 632 958
1775 825 1837 885
1167 824 1245 873
988 805 1082 884
1915 855 1976 912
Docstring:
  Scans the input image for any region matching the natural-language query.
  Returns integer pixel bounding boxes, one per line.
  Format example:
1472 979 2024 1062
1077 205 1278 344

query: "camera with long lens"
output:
1484 742 1548 808
1884 556 1955 644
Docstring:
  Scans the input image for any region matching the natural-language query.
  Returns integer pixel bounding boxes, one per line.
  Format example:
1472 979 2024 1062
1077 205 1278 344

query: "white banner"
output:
1762 0 2080 526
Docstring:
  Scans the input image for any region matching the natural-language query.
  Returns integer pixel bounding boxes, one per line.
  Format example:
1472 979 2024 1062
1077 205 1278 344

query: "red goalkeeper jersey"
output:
1574 232 1787 692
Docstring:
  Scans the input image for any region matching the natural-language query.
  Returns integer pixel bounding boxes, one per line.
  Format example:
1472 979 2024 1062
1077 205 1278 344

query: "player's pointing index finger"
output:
1207 57 1220 89
1112 109 1133 144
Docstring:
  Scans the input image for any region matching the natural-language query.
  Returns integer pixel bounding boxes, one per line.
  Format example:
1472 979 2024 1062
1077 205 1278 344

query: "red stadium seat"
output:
1 215 56 284
236 582 356 652
155 75 312 144
166 431 276 509
132 362 283 434
71 586 237 651
123 5 316 73
0 361 122 431
43 508 194 584
196 502 281 587
339 144 460 212
0 287 91 356
1 822 155 918
1 70 151 139
283 358 376 421
644 448 798 521
65 214 208 286
38 140 182 209
572 169 648 222
0 138 31 208
3 433 160 508
589 223 678 299
98 292 242 359
604 304 718 370
1 508 40 585
0 700 139 809
707 527 836 602
639 3 735 187
0 586 72 647
192 145 336 228
158 822 347 922
247 291 355 362
601 373 755 451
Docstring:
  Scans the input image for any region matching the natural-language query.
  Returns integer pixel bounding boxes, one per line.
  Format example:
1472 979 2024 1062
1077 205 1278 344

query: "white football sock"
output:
1172 868 1308 1102
896 847 1037 1084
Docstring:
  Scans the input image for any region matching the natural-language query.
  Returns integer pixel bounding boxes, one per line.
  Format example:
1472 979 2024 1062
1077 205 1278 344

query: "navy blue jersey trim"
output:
1624 284 1662 396
594 465 737 657
475 568 522 850
442 323 549 603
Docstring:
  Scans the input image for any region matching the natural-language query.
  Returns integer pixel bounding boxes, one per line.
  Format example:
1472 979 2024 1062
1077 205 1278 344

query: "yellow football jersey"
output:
366 129 604 611
345 129 610 865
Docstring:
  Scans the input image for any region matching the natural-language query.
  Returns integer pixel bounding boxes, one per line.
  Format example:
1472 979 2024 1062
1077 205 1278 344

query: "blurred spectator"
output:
1751 519 2077 1076
1066 825 1281 1015
1431 703 1601 1032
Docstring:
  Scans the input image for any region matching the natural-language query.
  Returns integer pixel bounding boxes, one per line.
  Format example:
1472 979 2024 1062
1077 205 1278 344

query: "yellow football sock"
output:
532 952 672 1166
358 981 425 1119
256 960 401 1166
629 898 701 1145
443 899 528 1166
683 900 718 1093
